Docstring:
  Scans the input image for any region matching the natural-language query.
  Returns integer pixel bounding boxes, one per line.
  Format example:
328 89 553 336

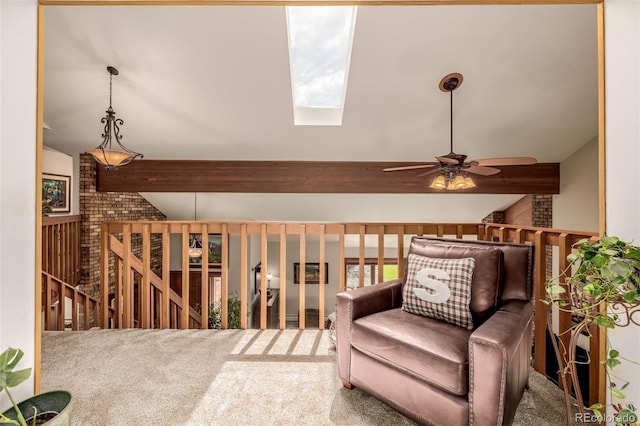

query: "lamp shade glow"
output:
430 175 447 189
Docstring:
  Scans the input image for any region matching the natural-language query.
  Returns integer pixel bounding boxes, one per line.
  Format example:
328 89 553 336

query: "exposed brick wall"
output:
481 211 505 224
532 195 553 228
80 154 166 298
482 194 553 280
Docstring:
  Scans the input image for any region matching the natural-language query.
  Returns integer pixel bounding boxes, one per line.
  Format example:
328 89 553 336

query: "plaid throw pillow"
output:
402 254 475 330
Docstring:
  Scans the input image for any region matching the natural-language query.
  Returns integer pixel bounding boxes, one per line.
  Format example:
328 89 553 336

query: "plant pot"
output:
2 390 71 426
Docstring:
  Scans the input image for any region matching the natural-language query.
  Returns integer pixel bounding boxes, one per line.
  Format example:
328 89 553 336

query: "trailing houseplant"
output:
545 236 640 425
0 347 71 426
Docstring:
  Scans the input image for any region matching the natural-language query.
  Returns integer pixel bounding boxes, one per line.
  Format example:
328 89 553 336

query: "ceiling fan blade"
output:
474 157 537 166
436 156 458 165
415 168 441 178
466 165 501 176
383 164 435 172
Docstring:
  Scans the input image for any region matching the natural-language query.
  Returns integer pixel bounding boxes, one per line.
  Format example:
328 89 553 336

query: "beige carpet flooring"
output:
41 329 571 425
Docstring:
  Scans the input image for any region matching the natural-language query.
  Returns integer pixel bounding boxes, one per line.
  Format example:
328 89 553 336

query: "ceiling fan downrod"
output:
439 73 463 155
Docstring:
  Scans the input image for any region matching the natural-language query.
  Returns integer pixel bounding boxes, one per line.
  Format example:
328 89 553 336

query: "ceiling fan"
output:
383 72 537 190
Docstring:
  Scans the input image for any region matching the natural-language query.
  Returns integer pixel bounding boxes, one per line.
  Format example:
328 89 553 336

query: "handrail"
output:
41 271 111 331
42 215 81 286
108 234 202 328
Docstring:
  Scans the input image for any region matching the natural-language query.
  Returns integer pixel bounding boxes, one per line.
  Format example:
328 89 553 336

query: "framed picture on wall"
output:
293 262 328 284
189 234 222 266
42 173 70 213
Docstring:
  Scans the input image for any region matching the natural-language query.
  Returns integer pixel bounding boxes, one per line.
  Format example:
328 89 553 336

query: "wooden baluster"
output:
260 224 268 330
358 225 365 288
201 224 210 330
319 224 326 329
162 224 170 329
181 224 190 329
100 223 109 328
533 230 547 374
339 225 346 292
279 224 287 330
141 224 151 328
71 285 78 331
240 224 248 330
299 224 306 330
378 225 385 283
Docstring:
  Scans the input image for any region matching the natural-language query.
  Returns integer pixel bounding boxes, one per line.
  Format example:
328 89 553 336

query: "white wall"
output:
553 137 599 232
42 146 76 215
605 0 640 421
0 0 38 411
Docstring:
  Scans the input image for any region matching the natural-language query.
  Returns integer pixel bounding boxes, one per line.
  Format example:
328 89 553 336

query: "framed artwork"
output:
42 173 70 213
294 262 328 284
189 234 222 266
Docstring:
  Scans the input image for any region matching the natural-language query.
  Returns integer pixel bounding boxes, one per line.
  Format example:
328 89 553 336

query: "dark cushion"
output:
402 254 475 329
352 308 472 396
407 238 503 324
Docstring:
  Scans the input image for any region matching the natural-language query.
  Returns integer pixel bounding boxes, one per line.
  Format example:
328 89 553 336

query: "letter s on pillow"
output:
413 268 451 304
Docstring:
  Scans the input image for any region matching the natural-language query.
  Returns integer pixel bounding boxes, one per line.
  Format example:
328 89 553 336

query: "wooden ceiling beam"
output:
96 160 559 194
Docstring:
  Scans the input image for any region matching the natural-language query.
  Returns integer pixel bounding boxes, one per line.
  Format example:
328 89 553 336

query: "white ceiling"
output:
42 4 598 222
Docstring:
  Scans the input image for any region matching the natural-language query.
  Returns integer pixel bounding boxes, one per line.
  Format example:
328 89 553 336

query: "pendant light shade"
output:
188 193 203 259
86 66 143 171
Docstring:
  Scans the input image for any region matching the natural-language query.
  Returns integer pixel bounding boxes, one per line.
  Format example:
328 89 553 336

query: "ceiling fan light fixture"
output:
87 66 143 171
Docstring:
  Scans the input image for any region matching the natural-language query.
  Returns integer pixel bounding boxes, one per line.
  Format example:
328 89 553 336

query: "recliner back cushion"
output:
407 239 503 323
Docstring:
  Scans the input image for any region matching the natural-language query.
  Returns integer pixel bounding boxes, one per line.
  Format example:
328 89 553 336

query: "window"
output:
286 6 357 125
345 258 399 289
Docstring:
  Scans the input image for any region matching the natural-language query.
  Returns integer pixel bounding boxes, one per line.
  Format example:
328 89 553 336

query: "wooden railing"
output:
41 271 107 330
99 220 600 405
42 215 81 286
107 234 201 329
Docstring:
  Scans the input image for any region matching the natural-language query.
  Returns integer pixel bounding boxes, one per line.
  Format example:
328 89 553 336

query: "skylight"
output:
286 6 357 126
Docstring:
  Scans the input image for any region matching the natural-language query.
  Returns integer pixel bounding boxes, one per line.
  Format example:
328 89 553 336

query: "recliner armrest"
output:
469 299 533 425
335 278 403 386
336 278 403 321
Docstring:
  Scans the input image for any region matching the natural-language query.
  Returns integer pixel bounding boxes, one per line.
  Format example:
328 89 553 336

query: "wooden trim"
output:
596 3 606 407
34 2 46 394
96 160 560 195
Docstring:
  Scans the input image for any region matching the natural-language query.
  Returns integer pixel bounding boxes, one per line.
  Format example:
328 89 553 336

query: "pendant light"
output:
188 193 203 259
86 66 143 170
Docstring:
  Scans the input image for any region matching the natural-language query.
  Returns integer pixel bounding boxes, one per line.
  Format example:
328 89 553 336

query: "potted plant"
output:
545 236 640 425
0 347 71 425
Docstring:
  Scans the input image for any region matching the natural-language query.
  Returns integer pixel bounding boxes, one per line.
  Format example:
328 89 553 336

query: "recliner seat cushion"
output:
351 308 472 396
408 238 503 324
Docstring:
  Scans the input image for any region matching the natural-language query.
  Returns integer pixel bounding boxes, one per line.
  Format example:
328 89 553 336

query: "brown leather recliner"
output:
336 237 534 426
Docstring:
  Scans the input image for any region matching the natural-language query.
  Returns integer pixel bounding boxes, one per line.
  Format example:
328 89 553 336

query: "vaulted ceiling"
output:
42 3 598 222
